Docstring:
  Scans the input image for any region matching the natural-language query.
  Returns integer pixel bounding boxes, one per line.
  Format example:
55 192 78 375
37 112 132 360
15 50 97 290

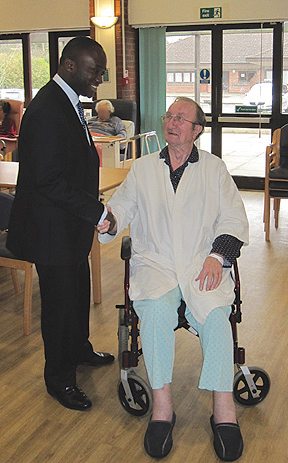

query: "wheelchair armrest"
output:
121 236 132 260
0 136 18 141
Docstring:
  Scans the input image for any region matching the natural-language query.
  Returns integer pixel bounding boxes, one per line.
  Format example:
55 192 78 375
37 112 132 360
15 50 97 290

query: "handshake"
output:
97 208 117 235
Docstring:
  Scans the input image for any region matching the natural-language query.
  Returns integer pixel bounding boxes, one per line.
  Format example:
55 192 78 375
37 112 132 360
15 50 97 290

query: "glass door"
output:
166 22 288 189
166 29 212 152
221 27 273 180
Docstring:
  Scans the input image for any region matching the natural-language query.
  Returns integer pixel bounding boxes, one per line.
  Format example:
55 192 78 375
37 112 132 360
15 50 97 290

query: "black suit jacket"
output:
7 80 104 266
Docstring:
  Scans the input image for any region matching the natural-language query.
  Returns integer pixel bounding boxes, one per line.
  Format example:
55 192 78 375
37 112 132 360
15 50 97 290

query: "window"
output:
0 29 90 106
0 37 24 100
166 22 288 188
166 31 212 111
222 128 271 177
183 72 190 82
175 72 182 82
30 32 49 98
167 72 174 82
223 29 273 113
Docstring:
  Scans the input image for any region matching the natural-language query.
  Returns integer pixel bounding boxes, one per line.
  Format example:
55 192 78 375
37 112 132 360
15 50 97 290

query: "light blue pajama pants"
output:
133 286 234 391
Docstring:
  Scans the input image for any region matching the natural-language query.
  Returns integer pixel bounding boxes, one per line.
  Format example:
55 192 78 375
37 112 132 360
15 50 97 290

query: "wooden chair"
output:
0 192 33 335
263 124 288 241
0 99 24 161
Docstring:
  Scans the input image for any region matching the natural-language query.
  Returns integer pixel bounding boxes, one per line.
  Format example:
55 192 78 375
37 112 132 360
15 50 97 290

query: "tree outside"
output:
0 38 50 99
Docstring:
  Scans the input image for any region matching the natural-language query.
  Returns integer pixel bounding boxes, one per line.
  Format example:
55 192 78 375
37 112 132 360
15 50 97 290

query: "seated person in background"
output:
88 99 127 138
97 97 249 462
0 100 18 138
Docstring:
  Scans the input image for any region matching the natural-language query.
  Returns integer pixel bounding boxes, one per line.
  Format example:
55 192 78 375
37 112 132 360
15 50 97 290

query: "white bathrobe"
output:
99 149 249 324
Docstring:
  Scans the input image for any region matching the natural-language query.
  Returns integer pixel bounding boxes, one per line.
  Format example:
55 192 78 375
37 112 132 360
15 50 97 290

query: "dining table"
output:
0 161 129 303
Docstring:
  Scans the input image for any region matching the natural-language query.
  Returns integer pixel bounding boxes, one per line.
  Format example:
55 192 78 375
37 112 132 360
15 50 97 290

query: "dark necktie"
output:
77 101 87 130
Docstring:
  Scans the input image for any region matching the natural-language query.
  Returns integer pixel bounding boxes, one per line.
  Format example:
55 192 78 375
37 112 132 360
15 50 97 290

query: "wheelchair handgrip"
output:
121 236 132 260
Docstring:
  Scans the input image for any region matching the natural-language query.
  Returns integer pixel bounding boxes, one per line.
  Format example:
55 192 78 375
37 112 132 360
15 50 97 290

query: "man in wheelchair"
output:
97 97 249 461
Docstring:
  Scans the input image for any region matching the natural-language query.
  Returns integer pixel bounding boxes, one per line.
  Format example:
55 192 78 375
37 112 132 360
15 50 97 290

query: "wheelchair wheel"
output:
233 366 270 406
118 308 129 363
118 373 153 417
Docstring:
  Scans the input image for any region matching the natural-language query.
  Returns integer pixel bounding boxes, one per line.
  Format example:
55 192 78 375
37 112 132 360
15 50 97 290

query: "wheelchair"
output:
116 236 270 417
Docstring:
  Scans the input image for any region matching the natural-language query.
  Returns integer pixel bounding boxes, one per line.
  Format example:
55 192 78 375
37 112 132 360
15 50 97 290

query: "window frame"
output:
0 29 90 107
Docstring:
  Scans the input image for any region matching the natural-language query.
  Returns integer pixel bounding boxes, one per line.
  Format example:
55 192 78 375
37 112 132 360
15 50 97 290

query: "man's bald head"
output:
59 36 105 67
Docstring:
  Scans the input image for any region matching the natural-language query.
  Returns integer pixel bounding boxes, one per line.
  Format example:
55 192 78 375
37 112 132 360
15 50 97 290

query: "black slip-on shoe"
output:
210 415 243 461
144 412 176 459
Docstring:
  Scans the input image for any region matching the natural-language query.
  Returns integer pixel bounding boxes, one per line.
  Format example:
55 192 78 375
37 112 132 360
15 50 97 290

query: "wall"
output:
95 0 138 103
0 0 89 33
93 0 117 99
129 0 288 27
115 0 138 101
94 27 118 99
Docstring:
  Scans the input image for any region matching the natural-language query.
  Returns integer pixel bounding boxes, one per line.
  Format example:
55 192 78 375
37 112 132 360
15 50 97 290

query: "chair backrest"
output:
0 192 14 230
269 128 281 169
280 123 288 168
93 99 137 127
5 99 24 134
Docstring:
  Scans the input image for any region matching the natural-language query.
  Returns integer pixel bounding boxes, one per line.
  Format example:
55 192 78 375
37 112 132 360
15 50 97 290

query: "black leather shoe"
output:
78 351 115 367
210 415 243 461
144 412 176 458
47 385 92 411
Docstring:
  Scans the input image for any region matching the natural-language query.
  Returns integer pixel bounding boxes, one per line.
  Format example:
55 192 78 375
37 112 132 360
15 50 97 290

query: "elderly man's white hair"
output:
95 99 115 114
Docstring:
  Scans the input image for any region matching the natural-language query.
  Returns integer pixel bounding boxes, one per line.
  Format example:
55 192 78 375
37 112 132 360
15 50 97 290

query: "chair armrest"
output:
121 236 132 260
123 120 135 139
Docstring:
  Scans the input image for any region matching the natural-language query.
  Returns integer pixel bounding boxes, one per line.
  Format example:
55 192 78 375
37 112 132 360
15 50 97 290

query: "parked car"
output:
243 82 288 113
283 89 288 113
0 88 39 101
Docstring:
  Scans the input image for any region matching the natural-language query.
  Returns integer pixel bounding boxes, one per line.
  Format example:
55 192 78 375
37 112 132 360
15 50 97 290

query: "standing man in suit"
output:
7 37 116 411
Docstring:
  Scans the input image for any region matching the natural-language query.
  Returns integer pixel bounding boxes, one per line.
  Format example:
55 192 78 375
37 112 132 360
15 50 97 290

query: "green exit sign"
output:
103 69 110 82
200 7 222 19
235 105 258 113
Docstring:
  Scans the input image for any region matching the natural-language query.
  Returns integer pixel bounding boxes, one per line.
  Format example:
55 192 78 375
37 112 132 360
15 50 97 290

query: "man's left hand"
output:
195 256 223 291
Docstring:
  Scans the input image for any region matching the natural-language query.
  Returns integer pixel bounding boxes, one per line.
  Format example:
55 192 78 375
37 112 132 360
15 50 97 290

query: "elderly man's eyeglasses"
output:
161 112 199 125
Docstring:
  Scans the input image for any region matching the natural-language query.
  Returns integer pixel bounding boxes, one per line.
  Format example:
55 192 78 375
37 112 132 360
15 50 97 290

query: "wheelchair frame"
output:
116 236 270 417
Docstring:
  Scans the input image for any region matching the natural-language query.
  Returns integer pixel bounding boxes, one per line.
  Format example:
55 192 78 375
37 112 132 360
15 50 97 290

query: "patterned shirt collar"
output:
159 144 199 192
159 144 199 166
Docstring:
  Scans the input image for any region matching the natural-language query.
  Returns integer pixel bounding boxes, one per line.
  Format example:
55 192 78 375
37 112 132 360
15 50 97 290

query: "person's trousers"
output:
133 286 234 392
36 258 93 389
